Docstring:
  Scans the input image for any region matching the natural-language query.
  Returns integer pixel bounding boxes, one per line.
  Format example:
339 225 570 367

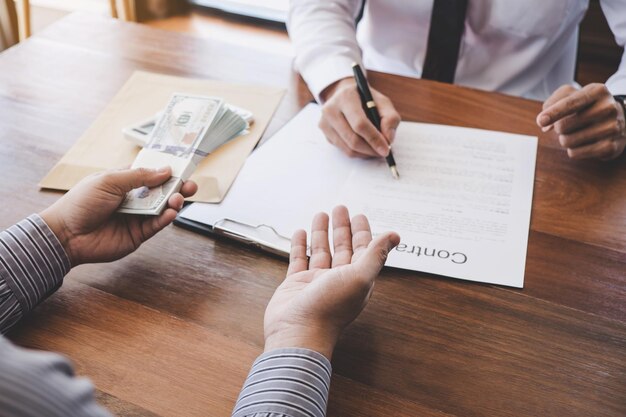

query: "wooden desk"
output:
0 12 624 417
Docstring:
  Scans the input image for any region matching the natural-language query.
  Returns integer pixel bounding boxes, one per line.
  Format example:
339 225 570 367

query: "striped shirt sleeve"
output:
0 214 71 334
0 336 112 417
232 348 332 417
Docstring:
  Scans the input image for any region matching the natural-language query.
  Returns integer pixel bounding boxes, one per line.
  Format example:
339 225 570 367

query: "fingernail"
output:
538 114 550 126
156 166 169 173
388 233 401 249
378 146 389 156
541 125 552 133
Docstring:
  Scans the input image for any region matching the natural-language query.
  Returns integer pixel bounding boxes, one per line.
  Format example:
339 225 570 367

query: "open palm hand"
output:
264 206 400 359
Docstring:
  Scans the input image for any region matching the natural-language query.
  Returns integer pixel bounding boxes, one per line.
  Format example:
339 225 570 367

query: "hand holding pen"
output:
318 67 401 163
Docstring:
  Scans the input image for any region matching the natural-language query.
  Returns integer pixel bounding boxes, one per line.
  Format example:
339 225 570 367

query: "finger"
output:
139 207 178 241
322 108 379 157
353 231 401 283
105 166 172 194
309 212 331 270
287 229 308 276
538 84 607 127
542 85 577 110
559 118 623 148
539 85 578 132
331 205 353 267
180 181 198 198
538 89 592 127
554 99 618 135
607 138 626 161
350 214 373 262
320 118 373 158
376 94 401 144
567 138 618 160
167 193 185 211
343 99 390 156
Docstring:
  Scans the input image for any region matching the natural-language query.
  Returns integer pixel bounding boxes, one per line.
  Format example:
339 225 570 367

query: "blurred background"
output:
0 0 623 88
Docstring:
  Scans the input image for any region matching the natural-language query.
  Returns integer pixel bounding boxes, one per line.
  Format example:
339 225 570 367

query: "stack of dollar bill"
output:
118 94 249 215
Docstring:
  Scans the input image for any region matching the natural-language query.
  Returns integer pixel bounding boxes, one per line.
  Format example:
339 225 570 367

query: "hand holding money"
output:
119 94 250 215
41 167 198 266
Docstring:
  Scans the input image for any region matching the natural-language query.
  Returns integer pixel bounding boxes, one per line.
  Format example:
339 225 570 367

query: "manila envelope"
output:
40 71 285 203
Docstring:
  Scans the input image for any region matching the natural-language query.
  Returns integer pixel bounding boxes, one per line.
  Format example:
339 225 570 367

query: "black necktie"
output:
422 0 468 83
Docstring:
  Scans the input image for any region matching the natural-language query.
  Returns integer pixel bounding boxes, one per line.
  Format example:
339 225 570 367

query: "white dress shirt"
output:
288 0 626 101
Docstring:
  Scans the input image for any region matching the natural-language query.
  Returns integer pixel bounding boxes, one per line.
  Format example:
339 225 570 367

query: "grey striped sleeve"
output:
232 348 332 417
1 217 334 417
0 336 112 417
0 214 71 334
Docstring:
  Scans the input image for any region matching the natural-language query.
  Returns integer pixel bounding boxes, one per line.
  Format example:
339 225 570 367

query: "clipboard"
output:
174 205 291 258
174 104 537 288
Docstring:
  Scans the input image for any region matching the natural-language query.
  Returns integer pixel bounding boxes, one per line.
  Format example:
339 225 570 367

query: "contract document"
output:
180 104 537 287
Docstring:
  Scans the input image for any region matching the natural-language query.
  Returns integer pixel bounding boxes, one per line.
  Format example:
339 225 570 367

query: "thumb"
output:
353 232 401 282
542 85 576 110
104 166 172 194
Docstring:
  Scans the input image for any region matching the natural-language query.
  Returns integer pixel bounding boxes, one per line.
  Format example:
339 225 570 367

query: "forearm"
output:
288 0 364 101
0 214 70 334
232 348 332 417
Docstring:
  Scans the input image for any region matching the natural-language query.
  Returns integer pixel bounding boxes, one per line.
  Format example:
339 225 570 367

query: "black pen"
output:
352 62 399 179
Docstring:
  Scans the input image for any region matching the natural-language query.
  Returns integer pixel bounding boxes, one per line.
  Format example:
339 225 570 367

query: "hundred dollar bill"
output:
145 95 221 158
118 94 222 215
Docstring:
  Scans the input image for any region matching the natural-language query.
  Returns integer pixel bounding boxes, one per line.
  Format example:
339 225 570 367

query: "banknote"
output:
123 105 252 148
118 94 222 215
117 177 182 215
146 94 222 158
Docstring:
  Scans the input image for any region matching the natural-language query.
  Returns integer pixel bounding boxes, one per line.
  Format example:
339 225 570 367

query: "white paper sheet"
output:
181 104 537 287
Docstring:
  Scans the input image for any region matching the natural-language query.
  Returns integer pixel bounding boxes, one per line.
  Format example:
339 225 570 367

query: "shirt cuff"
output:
232 348 332 417
0 214 71 321
606 76 626 97
299 54 362 102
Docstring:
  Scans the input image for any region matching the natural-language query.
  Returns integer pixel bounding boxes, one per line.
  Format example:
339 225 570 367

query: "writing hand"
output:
40 167 198 266
319 78 401 158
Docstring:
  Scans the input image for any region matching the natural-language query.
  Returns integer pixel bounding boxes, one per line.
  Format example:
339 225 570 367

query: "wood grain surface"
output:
0 12 624 417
